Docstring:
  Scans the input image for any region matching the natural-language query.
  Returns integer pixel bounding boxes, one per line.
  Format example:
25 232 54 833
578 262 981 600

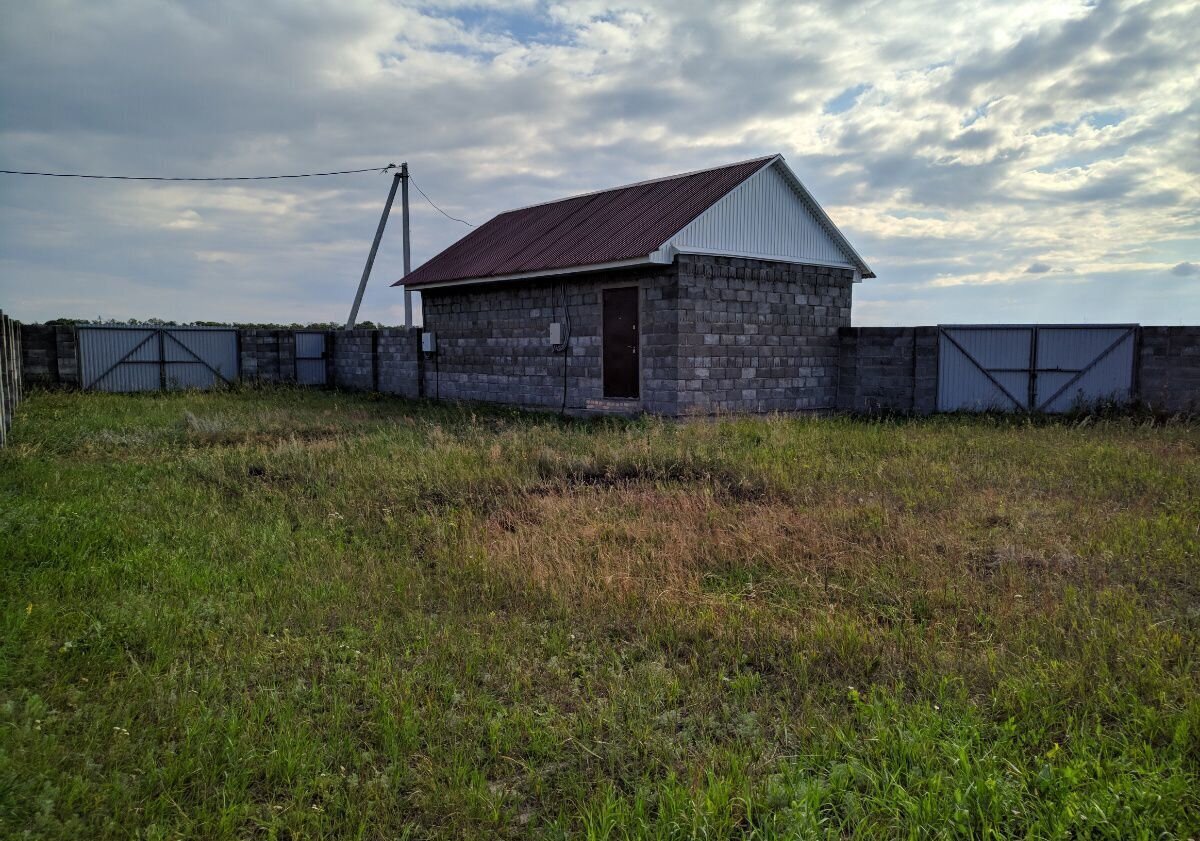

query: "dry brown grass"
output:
476 473 1188 707
483 479 1110 606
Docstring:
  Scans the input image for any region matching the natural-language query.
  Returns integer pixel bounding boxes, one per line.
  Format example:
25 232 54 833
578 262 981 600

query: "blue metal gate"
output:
937 325 1137 413
294 331 327 385
78 325 238 392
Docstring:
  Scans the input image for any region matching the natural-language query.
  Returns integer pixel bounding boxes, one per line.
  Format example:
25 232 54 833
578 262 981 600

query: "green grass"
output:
2 388 1198 839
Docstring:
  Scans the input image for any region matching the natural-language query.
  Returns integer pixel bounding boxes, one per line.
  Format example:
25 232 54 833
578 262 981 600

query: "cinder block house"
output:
395 154 874 414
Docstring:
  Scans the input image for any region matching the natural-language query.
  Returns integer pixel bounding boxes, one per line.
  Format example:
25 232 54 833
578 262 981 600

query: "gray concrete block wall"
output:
420 267 679 412
11 317 1199 417
239 330 296 383
331 329 376 390
418 256 851 415
376 328 422 398
19 325 54 386
1139 327 1200 413
19 324 78 388
55 327 79 387
675 255 854 413
837 326 938 414
641 273 682 415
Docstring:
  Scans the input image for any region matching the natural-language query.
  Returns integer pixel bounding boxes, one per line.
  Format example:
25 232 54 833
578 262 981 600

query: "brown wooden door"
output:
602 286 639 399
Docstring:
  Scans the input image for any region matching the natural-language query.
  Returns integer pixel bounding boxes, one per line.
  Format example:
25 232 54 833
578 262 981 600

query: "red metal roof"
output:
395 156 774 288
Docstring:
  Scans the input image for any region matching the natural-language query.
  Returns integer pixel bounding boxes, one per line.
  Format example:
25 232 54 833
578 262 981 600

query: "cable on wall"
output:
552 282 573 414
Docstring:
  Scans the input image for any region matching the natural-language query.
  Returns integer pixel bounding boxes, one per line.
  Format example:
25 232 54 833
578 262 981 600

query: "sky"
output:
1 0 1197 327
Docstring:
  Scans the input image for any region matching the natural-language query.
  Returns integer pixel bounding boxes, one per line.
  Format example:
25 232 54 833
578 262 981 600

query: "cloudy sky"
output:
1 0 1197 326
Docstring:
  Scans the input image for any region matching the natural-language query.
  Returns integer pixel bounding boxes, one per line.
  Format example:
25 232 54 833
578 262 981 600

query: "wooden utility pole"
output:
346 164 404 330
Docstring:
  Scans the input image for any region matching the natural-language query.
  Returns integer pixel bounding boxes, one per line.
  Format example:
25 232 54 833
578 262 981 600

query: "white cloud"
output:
163 210 204 230
0 0 1197 324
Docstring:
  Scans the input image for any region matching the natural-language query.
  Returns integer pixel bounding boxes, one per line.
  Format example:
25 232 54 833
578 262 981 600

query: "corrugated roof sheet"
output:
395 156 774 288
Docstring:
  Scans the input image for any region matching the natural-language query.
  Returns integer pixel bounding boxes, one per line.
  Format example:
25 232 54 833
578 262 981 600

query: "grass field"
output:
2 389 1198 839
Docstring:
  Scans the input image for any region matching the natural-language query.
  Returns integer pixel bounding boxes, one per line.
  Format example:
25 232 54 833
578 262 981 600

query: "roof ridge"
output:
501 154 778 214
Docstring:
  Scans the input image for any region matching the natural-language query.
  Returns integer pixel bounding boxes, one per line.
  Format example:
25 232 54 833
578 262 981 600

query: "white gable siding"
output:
663 161 855 269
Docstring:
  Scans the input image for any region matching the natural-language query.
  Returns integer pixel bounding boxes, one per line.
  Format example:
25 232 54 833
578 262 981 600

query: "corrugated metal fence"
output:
78 325 238 392
937 325 1137 413
1 310 23 446
294 332 328 385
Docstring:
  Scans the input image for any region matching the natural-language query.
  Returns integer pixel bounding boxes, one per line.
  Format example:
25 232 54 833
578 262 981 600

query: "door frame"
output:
599 281 643 402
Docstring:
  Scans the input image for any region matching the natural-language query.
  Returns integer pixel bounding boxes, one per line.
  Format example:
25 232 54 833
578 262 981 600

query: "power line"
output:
0 164 398 181
410 176 474 227
1 159 476 227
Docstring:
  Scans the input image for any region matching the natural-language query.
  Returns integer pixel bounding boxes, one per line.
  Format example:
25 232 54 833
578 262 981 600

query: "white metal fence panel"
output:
79 326 237 392
295 332 327 385
937 325 1136 413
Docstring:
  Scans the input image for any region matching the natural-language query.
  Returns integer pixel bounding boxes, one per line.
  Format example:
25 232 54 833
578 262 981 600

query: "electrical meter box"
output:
421 331 436 353
549 323 563 345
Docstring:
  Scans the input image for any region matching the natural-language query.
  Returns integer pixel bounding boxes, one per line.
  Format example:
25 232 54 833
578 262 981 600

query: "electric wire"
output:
410 176 475 227
553 282 573 413
0 165 397 181
1 162 476 227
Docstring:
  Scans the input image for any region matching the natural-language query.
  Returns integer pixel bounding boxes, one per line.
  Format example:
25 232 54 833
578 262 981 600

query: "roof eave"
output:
658 244 864 279
403 255 666 291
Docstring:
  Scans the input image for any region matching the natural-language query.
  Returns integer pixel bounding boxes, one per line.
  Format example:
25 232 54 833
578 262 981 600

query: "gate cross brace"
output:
162 331 233 386
84 330 157 390
84 329 234 390
1033 327 1135 413
938 328 1028 411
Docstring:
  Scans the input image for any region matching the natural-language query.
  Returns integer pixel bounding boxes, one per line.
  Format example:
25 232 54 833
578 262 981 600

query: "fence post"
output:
1 313 8 448
5 314 13 431
0 311 20 447
71 326 81 389
157 328 166 391
414 327 425 399
1132 326 1143 405
50 326 61 385
235 329 243 383
1027 327 1038 411
17 321 23 405
325 330 336 389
